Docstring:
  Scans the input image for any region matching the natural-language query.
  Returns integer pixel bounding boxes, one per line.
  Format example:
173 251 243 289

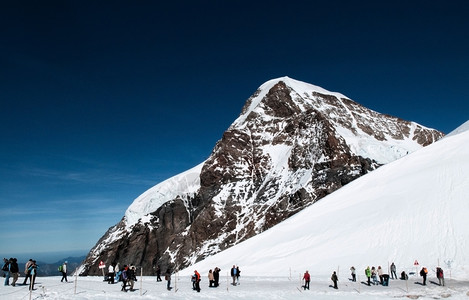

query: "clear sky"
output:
1 1 468 261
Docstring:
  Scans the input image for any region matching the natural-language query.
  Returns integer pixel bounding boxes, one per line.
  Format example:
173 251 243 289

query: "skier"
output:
108 264 115 284
303 270 310 290
350 266 356 282
365 266 371 286
419 267 428 285
436 267 445 286
331 271 338 289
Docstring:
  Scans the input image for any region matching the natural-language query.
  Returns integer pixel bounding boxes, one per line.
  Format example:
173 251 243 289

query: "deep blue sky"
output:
1 1 468 261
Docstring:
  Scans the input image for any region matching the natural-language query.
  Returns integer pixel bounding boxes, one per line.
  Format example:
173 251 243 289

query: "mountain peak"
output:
78 78 444 276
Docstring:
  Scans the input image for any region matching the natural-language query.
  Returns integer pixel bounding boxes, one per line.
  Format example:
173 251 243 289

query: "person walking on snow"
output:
213 267 220 287
194 270 201 292
365 266 371 286
165 268 172 290
350 266 356 282
208 269 215 287
156 265 162 282
420 267 428 285
436 267 445 286
108 264 115 284
230 265 238 285
331 271 338 289
2 258 10 286
22 259 33 285
10 258 19 286
60 261 68 282
390 262 397 279
377 266 384 285
371 267 379 285
303 270 310 290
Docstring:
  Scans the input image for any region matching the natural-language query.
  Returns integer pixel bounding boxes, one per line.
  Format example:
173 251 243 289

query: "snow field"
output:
1 275 468 300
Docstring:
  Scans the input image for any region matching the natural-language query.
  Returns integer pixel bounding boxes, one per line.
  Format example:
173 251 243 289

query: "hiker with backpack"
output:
22 259 33 285
59 261 68 282
420 267 428 285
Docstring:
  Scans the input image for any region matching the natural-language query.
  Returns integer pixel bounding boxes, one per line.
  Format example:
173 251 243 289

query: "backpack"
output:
58 265 63 272
2 263 8 271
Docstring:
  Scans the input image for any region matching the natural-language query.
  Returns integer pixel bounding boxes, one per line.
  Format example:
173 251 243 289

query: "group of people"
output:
301 263 446 290
188 265 237 292
2 258 39 290
103 263 139 292
363 265 390 286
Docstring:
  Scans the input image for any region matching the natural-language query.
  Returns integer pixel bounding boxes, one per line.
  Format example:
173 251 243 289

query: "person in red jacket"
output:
303 270 311 290
194 270 201 292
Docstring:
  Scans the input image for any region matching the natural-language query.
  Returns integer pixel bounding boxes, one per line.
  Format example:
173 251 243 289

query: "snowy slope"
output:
182 123 469 280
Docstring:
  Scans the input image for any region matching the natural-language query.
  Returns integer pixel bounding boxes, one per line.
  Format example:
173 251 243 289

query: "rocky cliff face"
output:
78 77 444 275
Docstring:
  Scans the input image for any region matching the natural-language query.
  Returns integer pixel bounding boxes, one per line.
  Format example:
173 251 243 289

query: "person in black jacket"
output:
331 271 338 289
10 258 19 286
214 267 221 287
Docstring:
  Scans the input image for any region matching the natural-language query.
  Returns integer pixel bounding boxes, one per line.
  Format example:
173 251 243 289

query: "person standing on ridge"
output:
303 270 310 290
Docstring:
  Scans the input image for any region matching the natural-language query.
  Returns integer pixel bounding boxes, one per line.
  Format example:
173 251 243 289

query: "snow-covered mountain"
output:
182 122 469 280
78 77 443 275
